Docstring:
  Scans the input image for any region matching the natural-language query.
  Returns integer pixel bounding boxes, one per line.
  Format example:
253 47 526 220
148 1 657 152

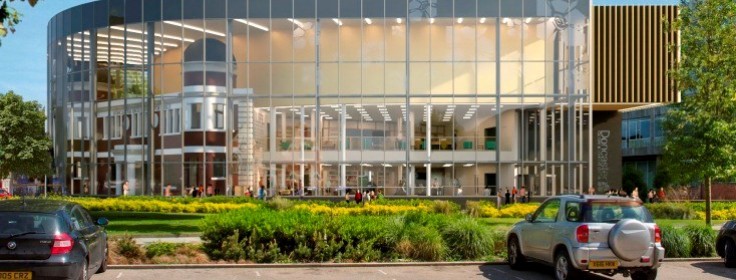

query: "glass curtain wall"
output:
49 0 590 197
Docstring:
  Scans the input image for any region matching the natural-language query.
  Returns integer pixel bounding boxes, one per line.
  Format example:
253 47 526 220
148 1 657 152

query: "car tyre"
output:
725 239 736 268
78 259 89 280
507 236 526 270
97 246 108 273
631 268 657 280
554 250 580 280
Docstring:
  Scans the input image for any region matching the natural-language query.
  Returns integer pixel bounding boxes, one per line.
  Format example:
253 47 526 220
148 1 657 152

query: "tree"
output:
0 0 39 46
0 91 52 181
662 0 736 226
622 165 646 198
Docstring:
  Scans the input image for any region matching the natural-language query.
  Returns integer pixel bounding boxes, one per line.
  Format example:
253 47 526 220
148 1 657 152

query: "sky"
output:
0 0 678 109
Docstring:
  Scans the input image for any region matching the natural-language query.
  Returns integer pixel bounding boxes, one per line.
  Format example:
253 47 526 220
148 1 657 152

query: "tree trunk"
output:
705 176 712 227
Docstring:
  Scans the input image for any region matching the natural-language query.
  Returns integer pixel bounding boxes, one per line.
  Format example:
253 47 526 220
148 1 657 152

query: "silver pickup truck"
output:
507 195 664 280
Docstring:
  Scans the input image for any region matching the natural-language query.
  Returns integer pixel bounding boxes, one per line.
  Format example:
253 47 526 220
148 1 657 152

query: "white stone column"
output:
127 163 136 195
339 104 347 190
269 109 277 196
115 163 122 195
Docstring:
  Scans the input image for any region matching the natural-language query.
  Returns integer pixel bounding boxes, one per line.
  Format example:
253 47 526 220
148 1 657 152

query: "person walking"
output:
505 188 511 205
519 186 527 203
164 184 172 197
345 192 351 204
496 189 503 209
354 190 362 204
511 186 518 203
122 181 129 196
647 189 655 203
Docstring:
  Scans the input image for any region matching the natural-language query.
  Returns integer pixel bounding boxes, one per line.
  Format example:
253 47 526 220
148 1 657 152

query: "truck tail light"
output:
51 233 74 255
654 225 661 243
576 225 589 243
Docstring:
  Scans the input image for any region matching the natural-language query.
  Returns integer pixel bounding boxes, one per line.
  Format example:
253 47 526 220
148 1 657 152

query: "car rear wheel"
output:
507 236 526 270
724 239 736 268
554 250 580 280
631 268 657 280
97 246 108 273
78 259 89 280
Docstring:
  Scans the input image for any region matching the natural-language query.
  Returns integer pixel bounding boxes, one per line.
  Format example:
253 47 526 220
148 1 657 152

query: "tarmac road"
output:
92 261 736 280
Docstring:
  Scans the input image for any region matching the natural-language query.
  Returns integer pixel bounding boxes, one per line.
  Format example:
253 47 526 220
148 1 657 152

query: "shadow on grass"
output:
104 223 202 236
91 211 208 220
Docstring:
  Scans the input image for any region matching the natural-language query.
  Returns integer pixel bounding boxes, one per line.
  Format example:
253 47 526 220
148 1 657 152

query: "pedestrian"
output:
588 185 595 195
345 192 351 204
122 181 129 196
496 189 503 209
364 191 371 203
511 186 518 203
632 187 640 200
257 185 265 200
370 190 376 201
505 188 511 205
657 187 666 202
519 186 527 203
165 184 172 197
647 189 655 203
354 190 362 204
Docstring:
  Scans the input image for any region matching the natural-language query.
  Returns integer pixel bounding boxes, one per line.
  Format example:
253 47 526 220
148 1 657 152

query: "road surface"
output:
92 261 735 280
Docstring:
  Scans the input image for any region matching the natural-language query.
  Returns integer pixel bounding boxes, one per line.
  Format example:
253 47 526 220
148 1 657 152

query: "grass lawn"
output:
91 211 209 237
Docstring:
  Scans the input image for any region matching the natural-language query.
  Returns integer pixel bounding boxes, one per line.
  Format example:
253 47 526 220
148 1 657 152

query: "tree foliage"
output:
662 0 736 225
622 165 646 197
0 0 38 46
0 91 51 178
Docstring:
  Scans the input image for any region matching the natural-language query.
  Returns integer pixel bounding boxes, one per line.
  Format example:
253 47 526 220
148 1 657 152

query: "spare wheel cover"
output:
608 219 651 261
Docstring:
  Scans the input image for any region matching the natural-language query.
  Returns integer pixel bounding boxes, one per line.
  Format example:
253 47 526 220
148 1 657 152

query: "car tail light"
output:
576 225 589 243
51 233 74 255
654 225 661 243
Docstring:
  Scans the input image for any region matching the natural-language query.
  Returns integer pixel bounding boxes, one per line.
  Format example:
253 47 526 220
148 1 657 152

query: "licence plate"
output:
588 260 619 269
0 272 32 280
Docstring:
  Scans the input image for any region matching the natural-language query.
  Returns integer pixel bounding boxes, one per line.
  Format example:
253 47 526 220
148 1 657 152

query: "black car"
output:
717 220 736 268
0 200 108 280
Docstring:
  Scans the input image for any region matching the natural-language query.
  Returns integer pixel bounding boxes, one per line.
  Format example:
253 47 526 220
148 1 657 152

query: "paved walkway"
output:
133 236 202 245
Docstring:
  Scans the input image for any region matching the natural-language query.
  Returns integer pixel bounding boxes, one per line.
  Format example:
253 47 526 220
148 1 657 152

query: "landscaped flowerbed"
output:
58 197 258 213
200 206 506 263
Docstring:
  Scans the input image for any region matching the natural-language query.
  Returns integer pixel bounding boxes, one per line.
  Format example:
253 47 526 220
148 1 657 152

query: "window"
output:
654 116 664 138
103 114 123 139
131 112 143 138
161 108 181 134
69 207 91 231
565 201 582 222
190 103 202 129
532 199 560 223
214 104 224 129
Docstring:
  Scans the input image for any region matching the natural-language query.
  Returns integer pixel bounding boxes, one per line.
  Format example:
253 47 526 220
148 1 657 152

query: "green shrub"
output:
115 234 144 259
684 225 717 257
441 217 493 260
647 203 697 219
431 200 459 214
402 225 446 261
144 242 186 259
265 196 293 210
660 226 691 258
466 201 483 218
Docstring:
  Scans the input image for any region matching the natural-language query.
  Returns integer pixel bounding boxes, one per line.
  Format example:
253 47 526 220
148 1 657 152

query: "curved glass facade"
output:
49 0 591 197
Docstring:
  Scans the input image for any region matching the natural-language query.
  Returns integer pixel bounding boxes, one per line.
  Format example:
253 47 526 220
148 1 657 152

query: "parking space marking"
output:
116 272 123 279
377 269 387 275
489 268 506 274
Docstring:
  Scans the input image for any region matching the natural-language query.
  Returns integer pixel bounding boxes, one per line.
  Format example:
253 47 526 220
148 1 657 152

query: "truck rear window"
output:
582 201 654 223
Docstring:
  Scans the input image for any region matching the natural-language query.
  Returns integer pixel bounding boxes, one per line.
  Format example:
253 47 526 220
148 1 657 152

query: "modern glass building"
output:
48 0 591 197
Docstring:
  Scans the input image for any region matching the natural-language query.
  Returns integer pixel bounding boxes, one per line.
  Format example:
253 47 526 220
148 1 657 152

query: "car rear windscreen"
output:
582 201 654 223
0 212 60 235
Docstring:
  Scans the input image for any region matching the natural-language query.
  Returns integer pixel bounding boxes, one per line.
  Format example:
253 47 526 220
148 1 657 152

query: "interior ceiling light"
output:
396 18 403 24
479 17 487 24
97 33 178 47
332 18 343 26
164 21 226 36
233 19 269 31
457 18 463 24
287 18 305 29
429 18 435 24
109 26 194 42
365 18 372 25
